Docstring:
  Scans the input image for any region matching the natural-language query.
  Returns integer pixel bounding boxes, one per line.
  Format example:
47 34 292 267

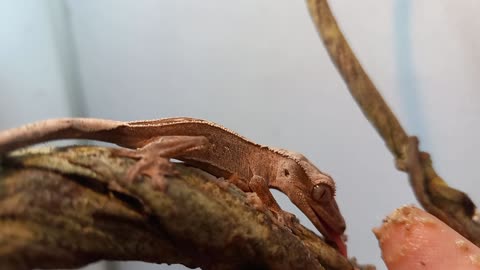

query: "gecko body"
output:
0 117 347 255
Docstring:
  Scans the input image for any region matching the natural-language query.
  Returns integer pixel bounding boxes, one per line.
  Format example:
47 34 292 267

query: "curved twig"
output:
305 0 480 246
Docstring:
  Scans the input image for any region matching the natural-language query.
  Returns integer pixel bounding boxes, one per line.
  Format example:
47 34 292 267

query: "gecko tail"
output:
0 118 126 154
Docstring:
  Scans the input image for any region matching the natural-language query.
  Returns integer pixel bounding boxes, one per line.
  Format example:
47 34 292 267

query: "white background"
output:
1 1 479 269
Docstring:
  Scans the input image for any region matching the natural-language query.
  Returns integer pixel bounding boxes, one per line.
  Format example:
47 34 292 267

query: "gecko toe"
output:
114 146 176 191
267 208 299 232
277 210 298 229
111 136 207 191
124 156 175 191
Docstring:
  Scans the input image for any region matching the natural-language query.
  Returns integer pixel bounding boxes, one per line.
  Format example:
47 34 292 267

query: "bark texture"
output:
0 146 356 270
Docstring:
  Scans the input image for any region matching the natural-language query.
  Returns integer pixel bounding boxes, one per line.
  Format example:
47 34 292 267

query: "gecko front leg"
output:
227 174 297 229
112 136 209 191
247 175 298 229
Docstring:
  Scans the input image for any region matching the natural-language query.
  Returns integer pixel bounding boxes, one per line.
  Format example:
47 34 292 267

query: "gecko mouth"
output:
323 221 347 257
312 208 348 257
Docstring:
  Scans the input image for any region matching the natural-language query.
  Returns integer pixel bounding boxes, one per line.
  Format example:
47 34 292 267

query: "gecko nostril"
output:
284 169 290 176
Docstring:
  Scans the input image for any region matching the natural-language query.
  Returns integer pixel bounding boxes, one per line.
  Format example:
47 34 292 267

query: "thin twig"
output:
305 0 480 246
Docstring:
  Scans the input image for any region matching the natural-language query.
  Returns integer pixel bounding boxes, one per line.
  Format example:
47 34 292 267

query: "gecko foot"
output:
272 209 298 231
247 175 298 231
246 192 298 231
112 136 209 191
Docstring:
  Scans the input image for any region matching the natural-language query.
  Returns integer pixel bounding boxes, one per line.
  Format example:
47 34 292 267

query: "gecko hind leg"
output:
112 136 209 191
248 175 298 230
225 173 250 192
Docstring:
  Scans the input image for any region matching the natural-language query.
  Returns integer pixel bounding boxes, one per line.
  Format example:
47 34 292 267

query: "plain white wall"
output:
67 1 404 267
412 0 480 196
64 1 410 268
0 1 72 128
0 2 105 270
1 1 479 269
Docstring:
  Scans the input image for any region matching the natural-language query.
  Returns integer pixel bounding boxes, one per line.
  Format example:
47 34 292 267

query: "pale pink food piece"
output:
374 206 480 270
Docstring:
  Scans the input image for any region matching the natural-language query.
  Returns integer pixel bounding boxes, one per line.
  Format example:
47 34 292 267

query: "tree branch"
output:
305 0 480 246
0 146 356 270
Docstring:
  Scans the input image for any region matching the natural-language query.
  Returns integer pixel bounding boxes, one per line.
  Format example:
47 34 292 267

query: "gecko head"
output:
274 152 347 256
309 181 347 256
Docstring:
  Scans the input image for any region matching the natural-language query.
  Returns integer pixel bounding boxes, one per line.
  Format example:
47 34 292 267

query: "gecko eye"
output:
312 184 333 203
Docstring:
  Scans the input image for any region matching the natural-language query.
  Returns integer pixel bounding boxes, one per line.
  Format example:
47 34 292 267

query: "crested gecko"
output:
0 117 347 255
